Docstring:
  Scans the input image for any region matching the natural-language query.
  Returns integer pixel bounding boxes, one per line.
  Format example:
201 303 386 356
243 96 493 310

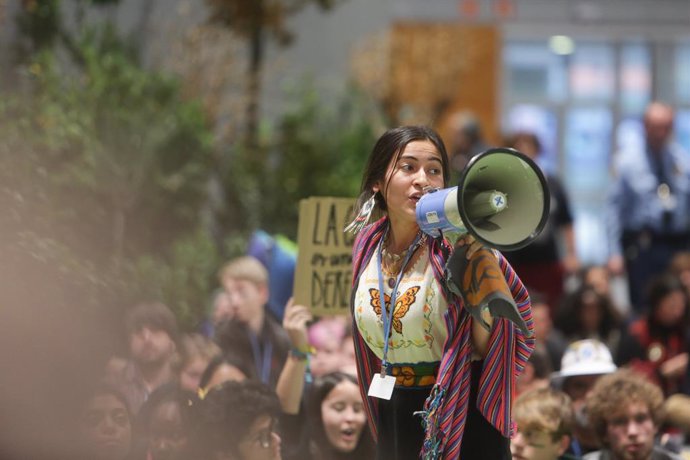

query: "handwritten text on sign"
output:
293 197 355 316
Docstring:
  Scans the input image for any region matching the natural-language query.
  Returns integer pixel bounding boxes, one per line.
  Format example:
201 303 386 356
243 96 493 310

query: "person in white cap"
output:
551 339 618 457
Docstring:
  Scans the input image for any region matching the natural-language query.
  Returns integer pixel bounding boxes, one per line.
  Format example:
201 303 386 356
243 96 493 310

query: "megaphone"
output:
416 147 549 251
415 148 549 336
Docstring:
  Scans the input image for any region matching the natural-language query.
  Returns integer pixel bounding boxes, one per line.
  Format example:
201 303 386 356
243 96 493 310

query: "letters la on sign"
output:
293 197 356 316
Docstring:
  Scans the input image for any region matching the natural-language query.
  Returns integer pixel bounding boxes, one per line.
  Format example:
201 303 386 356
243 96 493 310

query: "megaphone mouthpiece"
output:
464 190 508 218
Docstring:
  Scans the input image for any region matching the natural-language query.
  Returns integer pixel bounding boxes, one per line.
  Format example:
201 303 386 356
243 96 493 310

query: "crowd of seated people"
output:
75 255 365 460
71 242 690 460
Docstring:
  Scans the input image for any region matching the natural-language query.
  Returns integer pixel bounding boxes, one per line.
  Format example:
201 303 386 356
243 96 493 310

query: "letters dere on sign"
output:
311 270 352 309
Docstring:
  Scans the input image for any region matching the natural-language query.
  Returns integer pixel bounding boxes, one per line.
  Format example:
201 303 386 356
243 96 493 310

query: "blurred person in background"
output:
573 265 629 319
200 288 233 338
669 252 690 300
105 303 179 415
580 265 614 299
78 384 134 460
511 387 577 460
584 369 682 460
191 380 282 460
308 316 348 378
555 285 624 358
197 352 253 398
338 327 358 377
532 290 569 372
504 130 579 310
517 343 554 398
447 110 491 183
302 372 375 460
616 273 690 397
176 333 221 393
606 102 690 314
133 384 195 460
275 300 372 460
218 256 291 389
551 339 618 457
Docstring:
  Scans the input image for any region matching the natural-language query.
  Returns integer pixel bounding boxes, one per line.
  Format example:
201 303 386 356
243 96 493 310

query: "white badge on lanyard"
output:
368 372 396 400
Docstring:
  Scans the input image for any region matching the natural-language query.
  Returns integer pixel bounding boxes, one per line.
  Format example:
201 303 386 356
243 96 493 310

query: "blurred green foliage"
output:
1 24 216 331
256 82 377 238
2 1 380 334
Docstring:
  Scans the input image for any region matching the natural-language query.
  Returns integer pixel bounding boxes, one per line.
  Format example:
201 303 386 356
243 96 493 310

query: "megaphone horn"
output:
415 148 549 337
415 148 550 251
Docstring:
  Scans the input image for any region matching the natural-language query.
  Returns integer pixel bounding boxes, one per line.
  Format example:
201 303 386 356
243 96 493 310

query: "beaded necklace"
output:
381 231 427 288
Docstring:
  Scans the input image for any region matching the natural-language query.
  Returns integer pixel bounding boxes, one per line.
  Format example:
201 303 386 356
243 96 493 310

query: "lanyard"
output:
376 229 422 377
248 331 273 384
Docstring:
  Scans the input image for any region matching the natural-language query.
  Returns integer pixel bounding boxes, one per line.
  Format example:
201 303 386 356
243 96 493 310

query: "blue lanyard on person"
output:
376 229 422 378
248 331 273 384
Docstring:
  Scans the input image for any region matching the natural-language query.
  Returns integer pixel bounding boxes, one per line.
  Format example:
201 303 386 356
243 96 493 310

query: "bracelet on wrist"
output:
290 346 315 360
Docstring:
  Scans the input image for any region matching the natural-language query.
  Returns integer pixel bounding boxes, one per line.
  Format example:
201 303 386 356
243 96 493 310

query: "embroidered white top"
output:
354 244 449 364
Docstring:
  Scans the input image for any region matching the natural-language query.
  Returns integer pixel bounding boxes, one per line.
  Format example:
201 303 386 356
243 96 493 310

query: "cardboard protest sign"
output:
293 197 356 316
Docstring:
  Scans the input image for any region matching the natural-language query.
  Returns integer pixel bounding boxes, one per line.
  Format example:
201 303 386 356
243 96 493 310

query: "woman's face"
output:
376 140 444 226
235 415 281 460
579 292 603 333
80 393 132 460
585 266 610 296
320 381 367 453
654 289 687 326
180 357 208 392
205 363 247 391
148 401 188 460
309 338 343 378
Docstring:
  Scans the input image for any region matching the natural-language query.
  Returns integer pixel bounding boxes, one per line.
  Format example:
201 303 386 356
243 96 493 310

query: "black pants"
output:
376 361 510 459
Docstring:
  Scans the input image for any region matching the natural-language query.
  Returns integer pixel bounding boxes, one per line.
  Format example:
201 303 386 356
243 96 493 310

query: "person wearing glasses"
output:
192 380 282 460
511 387 578 460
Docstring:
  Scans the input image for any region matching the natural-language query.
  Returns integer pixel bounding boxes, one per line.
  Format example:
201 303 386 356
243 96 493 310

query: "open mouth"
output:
340 427 357 443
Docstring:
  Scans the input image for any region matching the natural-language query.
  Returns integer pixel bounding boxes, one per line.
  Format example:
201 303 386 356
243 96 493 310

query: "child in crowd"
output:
511 387 577 460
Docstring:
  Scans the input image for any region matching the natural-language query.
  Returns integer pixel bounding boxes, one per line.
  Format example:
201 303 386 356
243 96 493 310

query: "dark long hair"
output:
191 380 280 460
646 273 690 331
306 372 375 460
136 383 196 439
351 125 450 219
198 351 254 391
555 285 622 341
77 383 134 460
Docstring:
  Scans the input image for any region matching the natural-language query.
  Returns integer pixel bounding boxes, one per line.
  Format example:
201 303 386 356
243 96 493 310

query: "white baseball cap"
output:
551 339 617 387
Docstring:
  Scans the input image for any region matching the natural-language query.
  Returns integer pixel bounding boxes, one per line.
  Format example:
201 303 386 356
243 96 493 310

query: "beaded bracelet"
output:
289 346 315 383
290 346 315 360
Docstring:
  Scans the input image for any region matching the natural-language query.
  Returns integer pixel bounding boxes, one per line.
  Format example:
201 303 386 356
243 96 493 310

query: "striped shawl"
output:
351 217 535 459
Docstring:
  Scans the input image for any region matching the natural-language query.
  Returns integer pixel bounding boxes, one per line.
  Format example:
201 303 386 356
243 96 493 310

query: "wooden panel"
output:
388 22 501 147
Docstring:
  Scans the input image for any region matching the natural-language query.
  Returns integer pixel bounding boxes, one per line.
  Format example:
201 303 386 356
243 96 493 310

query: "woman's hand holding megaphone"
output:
455 233 485 259
446 235 532 337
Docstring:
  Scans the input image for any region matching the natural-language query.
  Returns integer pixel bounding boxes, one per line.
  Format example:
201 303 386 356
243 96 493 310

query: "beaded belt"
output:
389 361 440 388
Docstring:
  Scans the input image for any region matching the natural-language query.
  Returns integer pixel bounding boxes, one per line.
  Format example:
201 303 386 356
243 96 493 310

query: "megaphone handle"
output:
445 245 530 336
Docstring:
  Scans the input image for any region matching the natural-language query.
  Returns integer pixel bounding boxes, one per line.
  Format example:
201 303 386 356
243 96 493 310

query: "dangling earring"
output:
344 193 376 234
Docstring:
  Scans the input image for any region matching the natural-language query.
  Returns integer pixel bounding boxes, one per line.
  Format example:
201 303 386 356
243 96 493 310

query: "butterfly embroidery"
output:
369 286 420 335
